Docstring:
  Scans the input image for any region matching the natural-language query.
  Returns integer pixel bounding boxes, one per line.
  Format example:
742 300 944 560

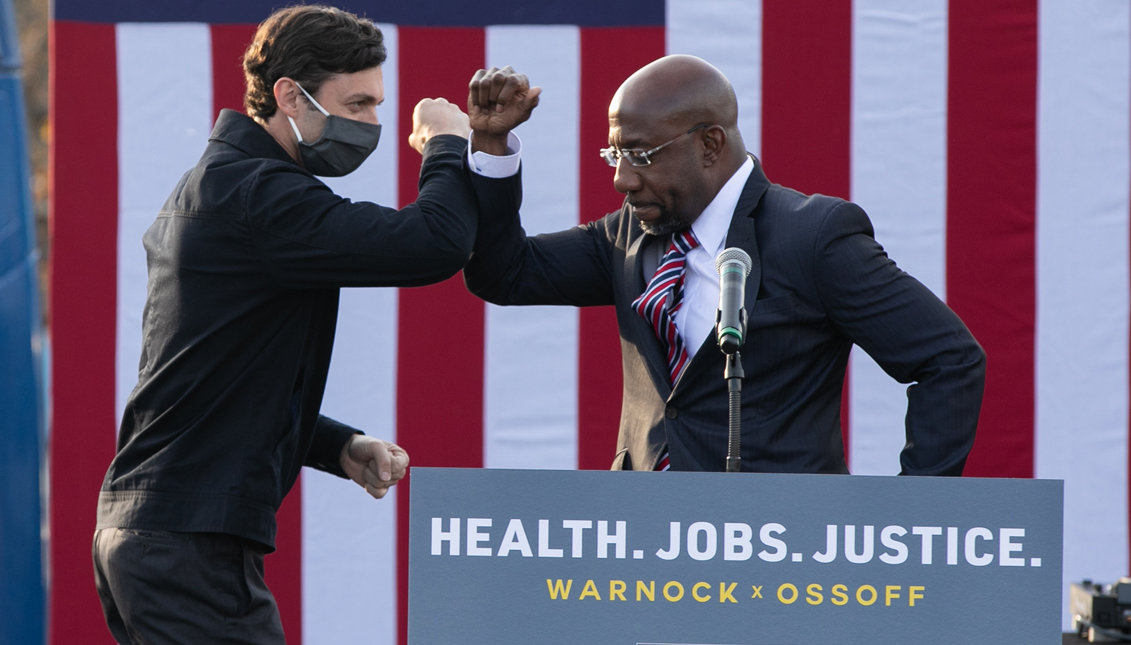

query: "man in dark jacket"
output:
464 55 985 476
92 6 535 643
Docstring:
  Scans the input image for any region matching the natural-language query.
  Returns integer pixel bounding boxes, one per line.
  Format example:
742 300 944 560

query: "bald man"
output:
465 56 986 475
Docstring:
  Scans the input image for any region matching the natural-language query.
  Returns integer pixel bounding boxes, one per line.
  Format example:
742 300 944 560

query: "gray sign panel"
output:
408 468 1063 644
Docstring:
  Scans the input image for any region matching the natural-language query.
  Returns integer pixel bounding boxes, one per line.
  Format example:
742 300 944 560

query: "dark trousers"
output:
93 528 286 644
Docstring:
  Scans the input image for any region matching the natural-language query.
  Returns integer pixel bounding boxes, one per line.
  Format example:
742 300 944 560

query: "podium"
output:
408 468 1063 644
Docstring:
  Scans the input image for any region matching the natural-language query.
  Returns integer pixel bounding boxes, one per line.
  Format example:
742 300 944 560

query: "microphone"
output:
715 248 752 355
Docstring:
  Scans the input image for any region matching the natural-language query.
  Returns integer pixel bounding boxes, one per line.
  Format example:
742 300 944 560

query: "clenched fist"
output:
468 66 541 155
408 98 470 153
339 435 409 499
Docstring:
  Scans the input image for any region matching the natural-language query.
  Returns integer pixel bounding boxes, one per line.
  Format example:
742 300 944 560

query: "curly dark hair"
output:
243 5 386 121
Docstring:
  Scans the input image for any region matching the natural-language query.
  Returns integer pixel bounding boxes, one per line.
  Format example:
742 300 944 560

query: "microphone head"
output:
715 247 753 277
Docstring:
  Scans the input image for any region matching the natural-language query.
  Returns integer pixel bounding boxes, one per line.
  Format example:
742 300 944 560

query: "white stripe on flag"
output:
483 26 581 470
304 24 400 645
848 0 948 475
1034 0 1130 629
115 23 213 426
303 288 399 645
666 0 762 157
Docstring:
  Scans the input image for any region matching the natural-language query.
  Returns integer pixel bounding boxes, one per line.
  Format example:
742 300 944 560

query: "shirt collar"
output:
691 156 756 256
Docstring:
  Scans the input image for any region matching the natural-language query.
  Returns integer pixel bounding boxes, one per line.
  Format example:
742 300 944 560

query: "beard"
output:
633 206 691 237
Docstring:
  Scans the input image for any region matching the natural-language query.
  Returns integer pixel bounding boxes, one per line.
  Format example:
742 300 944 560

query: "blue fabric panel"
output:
0 0 17 70
53 0 665 26
0 256 44 645
0 80 31 271
0 3 46 638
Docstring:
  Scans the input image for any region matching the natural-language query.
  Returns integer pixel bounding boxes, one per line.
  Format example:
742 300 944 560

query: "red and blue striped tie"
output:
633 229 700 384
632 229 700 472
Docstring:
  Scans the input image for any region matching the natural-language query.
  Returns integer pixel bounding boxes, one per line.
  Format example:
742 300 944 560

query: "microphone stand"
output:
714 247 752 473
724 351 744 473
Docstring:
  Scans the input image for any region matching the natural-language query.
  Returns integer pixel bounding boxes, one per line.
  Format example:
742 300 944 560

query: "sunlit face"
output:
296 66 384 140
608 112 709 236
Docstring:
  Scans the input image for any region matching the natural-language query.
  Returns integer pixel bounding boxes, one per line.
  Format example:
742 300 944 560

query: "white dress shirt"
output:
674 157 755 359
466 131 522 178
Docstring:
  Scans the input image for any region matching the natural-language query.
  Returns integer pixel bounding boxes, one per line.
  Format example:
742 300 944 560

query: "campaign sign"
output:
408 468 1062 644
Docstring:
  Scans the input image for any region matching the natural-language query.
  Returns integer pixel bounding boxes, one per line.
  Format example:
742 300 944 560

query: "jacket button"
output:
666 407 678 420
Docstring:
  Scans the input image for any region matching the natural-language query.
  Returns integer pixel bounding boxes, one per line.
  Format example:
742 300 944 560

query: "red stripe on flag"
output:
210 24 257 118
394 27 487 645
761 0 854 462
947 0 1037 478
209 23 305 643
577 27 664 470
268 479 303 644
841 377 850 468
48 21 120 645
761 0 852 196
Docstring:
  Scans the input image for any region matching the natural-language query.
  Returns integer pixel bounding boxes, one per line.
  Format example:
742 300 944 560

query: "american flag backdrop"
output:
48 0 1129 642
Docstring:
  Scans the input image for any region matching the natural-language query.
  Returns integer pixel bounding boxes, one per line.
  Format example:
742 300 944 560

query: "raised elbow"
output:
429 247 472 283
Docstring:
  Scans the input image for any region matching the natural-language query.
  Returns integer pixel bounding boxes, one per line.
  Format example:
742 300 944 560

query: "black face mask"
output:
287 83 382 177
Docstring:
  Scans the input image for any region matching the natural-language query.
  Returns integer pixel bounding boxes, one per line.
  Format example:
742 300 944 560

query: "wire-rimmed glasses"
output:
599 123 711 167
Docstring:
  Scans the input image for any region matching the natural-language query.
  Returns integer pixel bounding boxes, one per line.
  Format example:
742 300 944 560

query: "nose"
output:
613 158 642 194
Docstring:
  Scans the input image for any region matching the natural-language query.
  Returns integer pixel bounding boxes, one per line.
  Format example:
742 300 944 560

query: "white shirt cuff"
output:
467 131 522 178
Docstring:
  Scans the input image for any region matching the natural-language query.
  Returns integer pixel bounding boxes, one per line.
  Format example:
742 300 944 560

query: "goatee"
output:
635 210 690 237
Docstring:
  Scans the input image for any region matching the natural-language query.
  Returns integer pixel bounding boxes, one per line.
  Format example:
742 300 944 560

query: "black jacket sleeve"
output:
246 135 478 289
813 202 986 476
464 168 619 307
304 415 362 479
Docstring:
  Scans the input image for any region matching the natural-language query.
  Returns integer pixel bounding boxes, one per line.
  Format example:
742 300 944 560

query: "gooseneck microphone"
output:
715 248 753 354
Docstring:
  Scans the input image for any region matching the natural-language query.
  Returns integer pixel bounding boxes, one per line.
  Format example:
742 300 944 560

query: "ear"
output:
274 77 302 119
700 125 727 167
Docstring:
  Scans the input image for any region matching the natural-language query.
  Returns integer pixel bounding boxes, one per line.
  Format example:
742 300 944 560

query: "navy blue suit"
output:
465 157 985 475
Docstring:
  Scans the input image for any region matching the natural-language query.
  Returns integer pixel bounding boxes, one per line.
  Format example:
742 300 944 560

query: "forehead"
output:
321 66 385 101
608 112 665 148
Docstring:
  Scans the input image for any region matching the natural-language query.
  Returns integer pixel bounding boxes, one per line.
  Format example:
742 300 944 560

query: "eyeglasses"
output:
599 124 711 167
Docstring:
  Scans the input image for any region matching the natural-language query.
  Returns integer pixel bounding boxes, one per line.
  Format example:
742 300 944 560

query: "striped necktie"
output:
633 228 701 384
632 229 700 472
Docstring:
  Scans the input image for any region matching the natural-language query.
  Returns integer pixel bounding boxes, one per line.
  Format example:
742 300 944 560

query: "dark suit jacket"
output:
465 156 985 476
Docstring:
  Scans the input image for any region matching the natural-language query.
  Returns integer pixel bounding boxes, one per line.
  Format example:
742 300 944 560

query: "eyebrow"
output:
342 93 383 105
613 138 648 149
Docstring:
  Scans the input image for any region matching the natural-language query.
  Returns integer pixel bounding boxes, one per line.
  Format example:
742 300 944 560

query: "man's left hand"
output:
339 435 409 499
468 66 541 155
